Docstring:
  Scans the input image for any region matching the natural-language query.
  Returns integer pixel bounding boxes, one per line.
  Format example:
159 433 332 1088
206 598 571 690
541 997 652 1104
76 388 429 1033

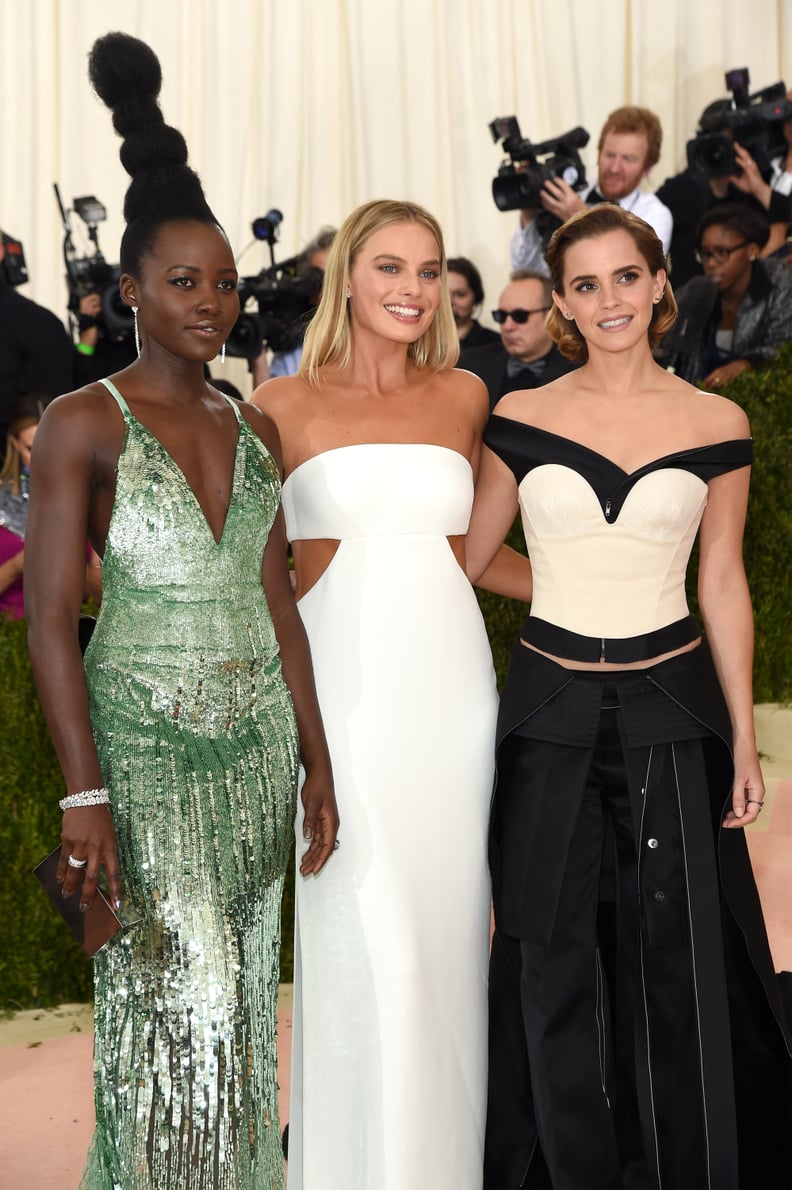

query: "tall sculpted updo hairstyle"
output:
88 32 221 277
545 204 677 364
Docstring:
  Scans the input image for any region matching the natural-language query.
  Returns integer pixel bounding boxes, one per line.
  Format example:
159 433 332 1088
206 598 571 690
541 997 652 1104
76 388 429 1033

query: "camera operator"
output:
511 106 673 275
251 225 336 385
0 232 74 455
73 290 138 385
658 81 792 286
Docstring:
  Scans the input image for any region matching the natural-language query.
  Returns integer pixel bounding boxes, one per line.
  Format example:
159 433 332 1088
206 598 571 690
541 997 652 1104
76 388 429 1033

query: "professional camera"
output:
686 68 792 180
0 233 29 287
54 186 132 343
489 116 589 211
226 210 324 360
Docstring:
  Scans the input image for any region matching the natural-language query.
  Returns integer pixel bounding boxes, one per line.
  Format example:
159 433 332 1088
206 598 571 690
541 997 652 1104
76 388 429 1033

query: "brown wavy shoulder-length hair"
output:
545 204 677 363
300 199 459 386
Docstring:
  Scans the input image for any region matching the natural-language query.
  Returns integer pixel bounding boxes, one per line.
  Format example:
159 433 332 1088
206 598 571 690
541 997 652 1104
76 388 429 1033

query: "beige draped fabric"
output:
2 0 790 393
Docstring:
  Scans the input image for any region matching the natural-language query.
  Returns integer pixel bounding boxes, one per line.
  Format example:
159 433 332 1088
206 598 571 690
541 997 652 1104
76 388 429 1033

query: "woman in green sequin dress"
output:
25 33 337 1190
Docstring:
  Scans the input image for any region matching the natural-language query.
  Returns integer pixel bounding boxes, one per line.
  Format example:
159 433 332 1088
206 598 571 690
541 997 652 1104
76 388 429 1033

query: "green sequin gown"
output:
79 379 298 1190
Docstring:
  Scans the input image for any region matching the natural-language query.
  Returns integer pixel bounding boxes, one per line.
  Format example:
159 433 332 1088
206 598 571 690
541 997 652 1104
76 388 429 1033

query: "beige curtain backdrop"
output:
1 0 790 392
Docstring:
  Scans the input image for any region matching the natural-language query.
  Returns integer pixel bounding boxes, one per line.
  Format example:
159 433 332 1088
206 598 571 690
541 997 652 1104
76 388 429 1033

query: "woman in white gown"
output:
253 200 505 1189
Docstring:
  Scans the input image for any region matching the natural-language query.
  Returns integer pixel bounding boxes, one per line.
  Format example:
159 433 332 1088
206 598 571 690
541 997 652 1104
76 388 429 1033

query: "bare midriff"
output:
519 636 703 672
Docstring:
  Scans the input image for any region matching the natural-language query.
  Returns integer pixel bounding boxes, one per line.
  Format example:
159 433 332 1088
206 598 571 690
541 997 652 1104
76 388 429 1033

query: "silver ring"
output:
746 800 764 811
67 854 88 869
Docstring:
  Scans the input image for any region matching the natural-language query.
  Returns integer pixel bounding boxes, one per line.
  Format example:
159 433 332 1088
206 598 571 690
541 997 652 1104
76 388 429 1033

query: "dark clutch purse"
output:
33 845 126 956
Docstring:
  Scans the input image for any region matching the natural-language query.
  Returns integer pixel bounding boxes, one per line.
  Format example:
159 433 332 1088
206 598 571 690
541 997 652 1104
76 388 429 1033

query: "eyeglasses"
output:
695 241 750 264
491 306 551 324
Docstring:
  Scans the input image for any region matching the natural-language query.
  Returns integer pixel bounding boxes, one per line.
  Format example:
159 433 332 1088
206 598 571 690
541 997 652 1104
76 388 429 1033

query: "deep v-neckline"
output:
101 378 243 547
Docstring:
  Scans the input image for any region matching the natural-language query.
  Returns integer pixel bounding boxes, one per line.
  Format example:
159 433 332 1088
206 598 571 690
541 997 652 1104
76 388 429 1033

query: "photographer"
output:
657 203 792 387
0 233 74 454
73 291 138 385
510 106 673 275
251 225 336 385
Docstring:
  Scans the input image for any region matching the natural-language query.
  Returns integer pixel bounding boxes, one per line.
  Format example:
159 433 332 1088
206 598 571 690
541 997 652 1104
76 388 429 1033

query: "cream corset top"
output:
483 416 752 639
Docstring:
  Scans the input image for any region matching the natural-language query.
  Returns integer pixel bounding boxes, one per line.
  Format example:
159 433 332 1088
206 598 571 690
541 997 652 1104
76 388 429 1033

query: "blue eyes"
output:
377 264 439 280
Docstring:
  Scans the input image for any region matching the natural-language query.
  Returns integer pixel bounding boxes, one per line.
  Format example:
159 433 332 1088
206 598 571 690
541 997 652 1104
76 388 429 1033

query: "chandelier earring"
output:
132 306 141 358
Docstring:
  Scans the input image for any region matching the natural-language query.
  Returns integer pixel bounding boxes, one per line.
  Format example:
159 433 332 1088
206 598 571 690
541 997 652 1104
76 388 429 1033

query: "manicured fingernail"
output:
113 899 121 911
303 828 312 840
735 806 744 817
80 902 89 913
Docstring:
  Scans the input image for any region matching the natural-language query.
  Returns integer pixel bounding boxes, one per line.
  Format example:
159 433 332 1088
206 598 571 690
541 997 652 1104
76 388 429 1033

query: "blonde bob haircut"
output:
299 199 459 386
545 204 678 364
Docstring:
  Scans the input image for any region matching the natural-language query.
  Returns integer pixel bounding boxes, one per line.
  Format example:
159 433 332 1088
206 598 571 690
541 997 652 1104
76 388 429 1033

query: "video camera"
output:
686 68 792 180
226 210 324 360
0 233 29 288
54 185 132 344
489 116 589 211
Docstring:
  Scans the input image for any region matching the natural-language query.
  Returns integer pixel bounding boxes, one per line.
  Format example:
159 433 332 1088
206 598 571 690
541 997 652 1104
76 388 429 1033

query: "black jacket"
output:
657 257 792 383
458 342 577 410
0 285 74 446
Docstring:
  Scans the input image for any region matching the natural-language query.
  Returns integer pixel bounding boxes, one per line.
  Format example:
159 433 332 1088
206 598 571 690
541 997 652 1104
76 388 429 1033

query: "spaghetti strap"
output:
98 377 131 417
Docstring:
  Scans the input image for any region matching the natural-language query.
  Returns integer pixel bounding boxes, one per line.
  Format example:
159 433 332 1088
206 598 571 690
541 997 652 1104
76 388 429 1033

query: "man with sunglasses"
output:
459 269 576 409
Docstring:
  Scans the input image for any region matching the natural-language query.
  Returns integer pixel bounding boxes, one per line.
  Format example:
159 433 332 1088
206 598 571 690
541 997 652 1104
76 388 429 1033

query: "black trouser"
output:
485 688 728 1190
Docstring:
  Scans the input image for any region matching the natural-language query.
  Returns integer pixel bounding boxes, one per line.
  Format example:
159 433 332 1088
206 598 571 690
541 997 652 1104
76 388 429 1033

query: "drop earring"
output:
132 306 141 358
220 341 226 364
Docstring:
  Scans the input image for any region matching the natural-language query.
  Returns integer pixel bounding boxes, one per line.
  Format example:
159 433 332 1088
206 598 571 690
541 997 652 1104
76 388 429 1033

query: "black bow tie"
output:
586 187 606 205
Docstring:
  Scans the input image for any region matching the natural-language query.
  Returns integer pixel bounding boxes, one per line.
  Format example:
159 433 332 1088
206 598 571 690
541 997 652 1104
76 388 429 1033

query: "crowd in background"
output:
3 92 792 622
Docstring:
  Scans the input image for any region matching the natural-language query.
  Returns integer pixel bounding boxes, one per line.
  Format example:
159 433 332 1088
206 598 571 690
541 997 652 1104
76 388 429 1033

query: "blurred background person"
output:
658 97 792 286
73 290 138 385
252 225 337 385
657 203 792 387
447 255 499 348
0 393 100 619
510 106 673 275
459 269 577 408
0 232 74 456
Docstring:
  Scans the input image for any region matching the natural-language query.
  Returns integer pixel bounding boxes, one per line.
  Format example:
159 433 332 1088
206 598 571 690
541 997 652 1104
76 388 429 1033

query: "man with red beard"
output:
511 106 673 274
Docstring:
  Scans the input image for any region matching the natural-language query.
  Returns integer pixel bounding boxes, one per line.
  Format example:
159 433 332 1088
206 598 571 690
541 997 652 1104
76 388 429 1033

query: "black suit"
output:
458 342 577 410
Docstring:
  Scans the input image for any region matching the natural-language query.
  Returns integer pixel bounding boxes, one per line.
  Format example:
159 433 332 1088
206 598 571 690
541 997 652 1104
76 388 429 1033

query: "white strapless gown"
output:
281 444 498 1190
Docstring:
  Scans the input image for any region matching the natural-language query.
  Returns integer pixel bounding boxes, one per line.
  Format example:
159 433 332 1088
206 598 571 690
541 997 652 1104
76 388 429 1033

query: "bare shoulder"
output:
437 366 489 426
250 375 310 420
35 383 123 456
492 386 552 425
678 384 751 441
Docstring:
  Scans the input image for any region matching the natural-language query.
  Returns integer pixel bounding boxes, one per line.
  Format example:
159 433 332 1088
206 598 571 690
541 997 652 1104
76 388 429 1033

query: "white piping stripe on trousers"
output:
671 742 713 1189
636 745 663 1189
594 949 610 1105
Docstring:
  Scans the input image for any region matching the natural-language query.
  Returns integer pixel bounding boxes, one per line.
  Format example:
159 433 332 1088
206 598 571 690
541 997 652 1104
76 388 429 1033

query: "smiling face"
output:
596 131 650 201
346 221 442 345
121 220 240 363
553 228 666 355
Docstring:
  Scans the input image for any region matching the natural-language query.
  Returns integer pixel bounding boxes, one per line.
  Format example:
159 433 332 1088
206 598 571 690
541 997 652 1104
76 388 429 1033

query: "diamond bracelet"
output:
59 787 110 811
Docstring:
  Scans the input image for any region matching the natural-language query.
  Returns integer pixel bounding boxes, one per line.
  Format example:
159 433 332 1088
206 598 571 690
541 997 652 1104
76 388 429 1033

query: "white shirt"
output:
510 183 674 275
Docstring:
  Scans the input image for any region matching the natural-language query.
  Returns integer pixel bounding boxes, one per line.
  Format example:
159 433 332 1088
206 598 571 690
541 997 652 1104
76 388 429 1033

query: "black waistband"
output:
520 614 701 664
